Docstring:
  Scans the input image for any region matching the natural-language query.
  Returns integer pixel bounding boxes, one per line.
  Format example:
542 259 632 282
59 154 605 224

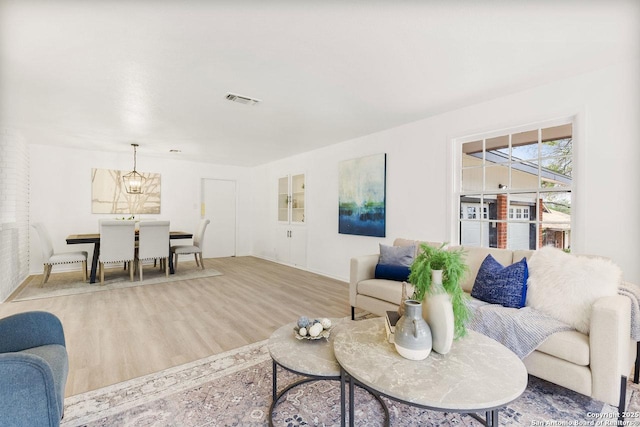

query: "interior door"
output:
202 179 236 258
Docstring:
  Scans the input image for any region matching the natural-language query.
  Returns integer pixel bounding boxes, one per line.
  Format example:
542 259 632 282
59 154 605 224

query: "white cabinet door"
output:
278 173 305 225
289 227 307 267
275 225 307 267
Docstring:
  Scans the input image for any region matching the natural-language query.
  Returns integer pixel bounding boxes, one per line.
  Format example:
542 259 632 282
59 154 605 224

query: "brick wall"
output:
0 128 30 302
496 194 508 249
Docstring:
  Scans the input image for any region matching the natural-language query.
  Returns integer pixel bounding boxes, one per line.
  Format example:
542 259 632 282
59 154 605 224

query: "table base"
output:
348 375 500 427
269 361 390 427
269 359 344 427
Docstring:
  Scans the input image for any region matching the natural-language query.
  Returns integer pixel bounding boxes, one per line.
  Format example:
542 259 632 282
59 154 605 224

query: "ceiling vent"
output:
226 93 261 106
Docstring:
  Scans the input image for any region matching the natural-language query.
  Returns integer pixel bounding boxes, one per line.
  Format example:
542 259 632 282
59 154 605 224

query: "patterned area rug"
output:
13 262 222 302
61 339 637 427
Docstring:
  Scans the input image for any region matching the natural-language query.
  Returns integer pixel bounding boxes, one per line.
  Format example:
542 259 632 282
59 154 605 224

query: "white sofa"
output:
350 238 637 413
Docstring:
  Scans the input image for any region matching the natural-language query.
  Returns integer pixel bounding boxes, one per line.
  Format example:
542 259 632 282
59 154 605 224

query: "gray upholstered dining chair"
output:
98 220 136 284
171 219 210 271
31 222 88 285
136 220 170 280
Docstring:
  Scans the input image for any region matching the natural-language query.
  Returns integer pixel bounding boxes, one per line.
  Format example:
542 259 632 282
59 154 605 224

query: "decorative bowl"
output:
293 326 332 340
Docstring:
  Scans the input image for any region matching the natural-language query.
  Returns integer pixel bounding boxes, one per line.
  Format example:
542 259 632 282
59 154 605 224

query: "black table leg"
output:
89 242 100 284
272 360 277 401
168 244 175 274
341 368 346 427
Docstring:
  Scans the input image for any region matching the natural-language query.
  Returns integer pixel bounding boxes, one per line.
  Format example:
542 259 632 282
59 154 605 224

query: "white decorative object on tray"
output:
294 316 332 340
294 326 332 340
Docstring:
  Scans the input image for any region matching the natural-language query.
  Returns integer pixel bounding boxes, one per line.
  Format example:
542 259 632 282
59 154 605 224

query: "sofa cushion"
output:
379 244 415 267
535 330 590 366
357 279 415 306
453 246 515 293
374 264 411 282
471 255 528 308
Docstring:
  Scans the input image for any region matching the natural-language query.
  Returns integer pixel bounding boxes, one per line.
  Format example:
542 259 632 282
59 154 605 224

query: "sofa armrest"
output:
590 295 632 405
0 353 62 426
349 254 379 307
0 311 65 353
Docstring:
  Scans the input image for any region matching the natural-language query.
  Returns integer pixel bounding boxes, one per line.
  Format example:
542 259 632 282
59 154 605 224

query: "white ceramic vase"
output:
423 270 455 354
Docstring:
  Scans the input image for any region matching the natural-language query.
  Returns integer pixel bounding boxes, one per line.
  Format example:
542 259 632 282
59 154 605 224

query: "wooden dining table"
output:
66 231 193 284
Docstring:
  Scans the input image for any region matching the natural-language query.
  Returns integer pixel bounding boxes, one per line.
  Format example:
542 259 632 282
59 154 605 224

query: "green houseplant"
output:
408 243 471 339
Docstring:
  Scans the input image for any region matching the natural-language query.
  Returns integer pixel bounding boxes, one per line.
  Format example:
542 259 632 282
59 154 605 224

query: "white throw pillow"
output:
526 246 621 334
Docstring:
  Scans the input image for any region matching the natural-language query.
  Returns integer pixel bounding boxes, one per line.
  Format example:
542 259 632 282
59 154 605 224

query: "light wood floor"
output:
0 256 352 397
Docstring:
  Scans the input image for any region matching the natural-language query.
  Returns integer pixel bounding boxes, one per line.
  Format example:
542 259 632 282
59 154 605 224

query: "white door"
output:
460 203 489 247
202 179 236 258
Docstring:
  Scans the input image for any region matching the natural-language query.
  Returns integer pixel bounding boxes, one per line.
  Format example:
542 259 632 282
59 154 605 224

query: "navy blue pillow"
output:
375 264 411 282
471 255 529 308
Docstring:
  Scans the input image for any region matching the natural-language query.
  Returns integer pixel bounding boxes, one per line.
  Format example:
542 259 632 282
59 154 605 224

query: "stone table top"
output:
333 317 528 412
268 317 345 377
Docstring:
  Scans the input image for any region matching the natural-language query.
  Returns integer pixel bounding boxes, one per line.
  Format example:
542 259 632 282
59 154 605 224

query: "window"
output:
457 122 572 251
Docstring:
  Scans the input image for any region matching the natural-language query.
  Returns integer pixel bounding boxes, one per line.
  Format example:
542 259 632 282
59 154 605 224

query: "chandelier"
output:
122 143 145 194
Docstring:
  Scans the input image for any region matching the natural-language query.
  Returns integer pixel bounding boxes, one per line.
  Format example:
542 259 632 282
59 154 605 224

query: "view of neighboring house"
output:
458 123 572 251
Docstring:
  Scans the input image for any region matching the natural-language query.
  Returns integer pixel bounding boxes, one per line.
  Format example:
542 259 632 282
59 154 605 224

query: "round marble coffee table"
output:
267 317 346 427
333 318 528 427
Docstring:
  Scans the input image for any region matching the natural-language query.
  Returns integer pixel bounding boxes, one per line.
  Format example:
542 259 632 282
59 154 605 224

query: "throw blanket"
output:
620 281 640 341
468 299 573 359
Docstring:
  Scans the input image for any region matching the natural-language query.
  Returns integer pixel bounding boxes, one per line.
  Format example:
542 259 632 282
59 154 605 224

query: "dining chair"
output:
136 221 170 281
171 219 210 271
31 223 88 286
98 220 136 285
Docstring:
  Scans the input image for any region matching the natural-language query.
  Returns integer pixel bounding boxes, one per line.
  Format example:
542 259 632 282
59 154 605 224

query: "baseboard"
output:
252 255 348 283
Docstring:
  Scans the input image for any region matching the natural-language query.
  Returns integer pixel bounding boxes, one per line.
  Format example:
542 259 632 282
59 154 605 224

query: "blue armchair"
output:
0 311 69 427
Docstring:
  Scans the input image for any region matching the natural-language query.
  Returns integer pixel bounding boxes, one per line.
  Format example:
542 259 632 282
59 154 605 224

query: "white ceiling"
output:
1 1 638 166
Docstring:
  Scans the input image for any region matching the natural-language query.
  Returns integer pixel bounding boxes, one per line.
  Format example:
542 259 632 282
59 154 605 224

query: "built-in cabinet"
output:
278 173 305 224
276 173 307 267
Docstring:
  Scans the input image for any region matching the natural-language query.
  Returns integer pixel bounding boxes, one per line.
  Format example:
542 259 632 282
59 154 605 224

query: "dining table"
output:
66 231 193 284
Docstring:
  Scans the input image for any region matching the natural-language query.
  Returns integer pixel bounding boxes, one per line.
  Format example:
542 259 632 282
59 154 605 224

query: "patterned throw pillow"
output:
471 254 529 308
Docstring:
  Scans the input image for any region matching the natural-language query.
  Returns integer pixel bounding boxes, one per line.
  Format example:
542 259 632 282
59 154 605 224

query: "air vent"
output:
226 93 261 106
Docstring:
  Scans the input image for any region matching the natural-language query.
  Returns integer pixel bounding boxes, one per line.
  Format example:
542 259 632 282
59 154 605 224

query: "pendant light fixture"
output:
122 143 145 194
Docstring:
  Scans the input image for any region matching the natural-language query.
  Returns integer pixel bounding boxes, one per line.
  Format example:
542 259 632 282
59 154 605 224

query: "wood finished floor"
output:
0 256 352 397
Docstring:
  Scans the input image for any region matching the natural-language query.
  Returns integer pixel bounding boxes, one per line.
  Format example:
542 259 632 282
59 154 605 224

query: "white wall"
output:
252 59 640 285
29 145 254 274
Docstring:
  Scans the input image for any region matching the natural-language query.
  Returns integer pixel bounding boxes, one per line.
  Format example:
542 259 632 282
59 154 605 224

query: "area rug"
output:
60 340 635 427
13 262 223 302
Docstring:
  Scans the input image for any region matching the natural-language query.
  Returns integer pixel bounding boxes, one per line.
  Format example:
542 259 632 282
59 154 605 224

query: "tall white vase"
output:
423 270 455 354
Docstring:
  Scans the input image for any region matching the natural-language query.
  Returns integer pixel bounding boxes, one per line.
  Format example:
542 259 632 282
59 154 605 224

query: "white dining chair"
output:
136 221 170 281
171 219 210 271
31 223 88 286
99 220 136 284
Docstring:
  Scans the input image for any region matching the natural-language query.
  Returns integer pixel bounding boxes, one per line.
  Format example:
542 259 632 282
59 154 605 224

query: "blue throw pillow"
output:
375 264 411 282
471 255 529 308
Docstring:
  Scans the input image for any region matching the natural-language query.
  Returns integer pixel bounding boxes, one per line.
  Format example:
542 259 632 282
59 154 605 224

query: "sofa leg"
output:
351 306 355 320
634 342 640 384
619 375 627 424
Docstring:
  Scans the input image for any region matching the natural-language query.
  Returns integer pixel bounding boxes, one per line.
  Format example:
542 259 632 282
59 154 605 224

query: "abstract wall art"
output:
338 153 386 237
91 168 161 214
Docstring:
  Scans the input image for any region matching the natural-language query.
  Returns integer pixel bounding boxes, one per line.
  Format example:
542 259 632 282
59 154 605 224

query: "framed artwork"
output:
91 168 161 214
338 153 386 237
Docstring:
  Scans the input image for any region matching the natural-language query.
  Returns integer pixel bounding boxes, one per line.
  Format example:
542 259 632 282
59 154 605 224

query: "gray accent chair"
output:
0 311 69 427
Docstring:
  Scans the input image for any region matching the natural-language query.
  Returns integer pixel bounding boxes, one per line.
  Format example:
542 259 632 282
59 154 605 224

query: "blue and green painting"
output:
338 153 386 237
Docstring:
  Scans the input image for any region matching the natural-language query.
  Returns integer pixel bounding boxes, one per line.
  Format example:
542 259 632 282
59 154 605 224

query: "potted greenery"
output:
408 243 471 339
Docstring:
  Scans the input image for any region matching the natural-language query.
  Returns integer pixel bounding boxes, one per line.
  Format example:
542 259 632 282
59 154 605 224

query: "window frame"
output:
453 118 574 251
